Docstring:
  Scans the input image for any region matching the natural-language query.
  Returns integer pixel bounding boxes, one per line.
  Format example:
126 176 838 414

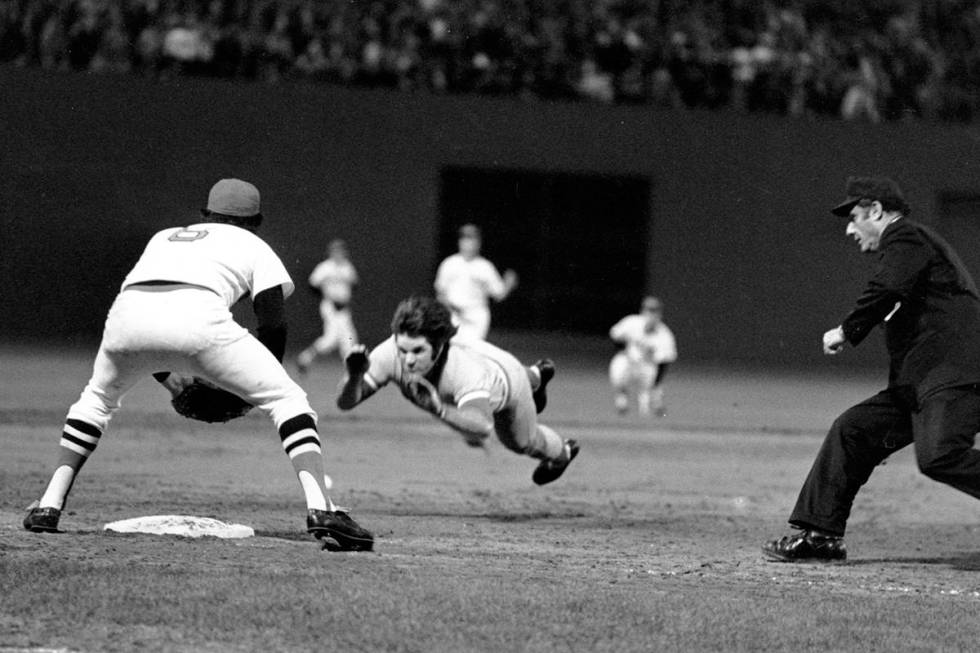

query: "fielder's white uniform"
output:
69 223 314 435
361 335 565 460
608 315 677 414
305 256 359 358
433 254 508 340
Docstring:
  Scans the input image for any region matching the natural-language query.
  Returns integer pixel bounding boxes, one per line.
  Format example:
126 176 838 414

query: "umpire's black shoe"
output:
762 530 846 562
532 359 555 414
532 439 580 486
23 506 61 533
307 509 374 552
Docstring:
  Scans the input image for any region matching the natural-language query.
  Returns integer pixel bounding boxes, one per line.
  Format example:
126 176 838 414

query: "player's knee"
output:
67 387 118 432
916 446 967 481
252 385 317 428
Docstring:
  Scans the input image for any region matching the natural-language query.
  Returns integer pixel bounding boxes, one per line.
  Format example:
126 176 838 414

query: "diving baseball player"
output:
608 296 678 417
296 238 359 374
434 223 518 341
22 179 373 551
336 296 578 485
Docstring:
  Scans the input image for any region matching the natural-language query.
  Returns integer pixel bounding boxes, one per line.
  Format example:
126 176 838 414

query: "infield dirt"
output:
3 345 980 652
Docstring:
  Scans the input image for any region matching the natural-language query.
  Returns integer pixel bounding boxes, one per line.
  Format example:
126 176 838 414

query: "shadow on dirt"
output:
848 551 980 571
253 530 316 541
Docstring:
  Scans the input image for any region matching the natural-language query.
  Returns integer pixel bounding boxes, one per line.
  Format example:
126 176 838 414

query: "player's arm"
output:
609 319 628 343
440 396 495 446
253 285 287 362
307 265 324 298
485 263 517 302
336 345 380 409
841 232 928 347
500 268 518 298
407 378 494 447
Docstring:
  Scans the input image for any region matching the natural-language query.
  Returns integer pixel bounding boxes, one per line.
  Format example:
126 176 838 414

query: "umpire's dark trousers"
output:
789 385 980 536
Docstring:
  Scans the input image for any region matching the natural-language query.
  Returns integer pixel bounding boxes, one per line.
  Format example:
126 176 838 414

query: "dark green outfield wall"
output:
4 64 980 368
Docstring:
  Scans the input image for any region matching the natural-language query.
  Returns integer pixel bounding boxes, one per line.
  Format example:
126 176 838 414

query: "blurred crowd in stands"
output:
3 0 980 123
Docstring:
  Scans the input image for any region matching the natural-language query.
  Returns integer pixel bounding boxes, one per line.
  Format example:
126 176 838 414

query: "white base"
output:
103 515 255 539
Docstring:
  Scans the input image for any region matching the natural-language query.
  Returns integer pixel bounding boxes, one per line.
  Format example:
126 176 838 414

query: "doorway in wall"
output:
438 166 651 334
937 191 980 282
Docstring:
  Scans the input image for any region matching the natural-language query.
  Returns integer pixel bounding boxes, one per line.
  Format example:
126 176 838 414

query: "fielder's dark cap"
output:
206 178 261 217
830 176 909 217
458 223 481 238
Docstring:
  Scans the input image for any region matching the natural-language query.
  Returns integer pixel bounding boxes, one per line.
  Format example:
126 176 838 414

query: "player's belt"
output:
125 281 218 295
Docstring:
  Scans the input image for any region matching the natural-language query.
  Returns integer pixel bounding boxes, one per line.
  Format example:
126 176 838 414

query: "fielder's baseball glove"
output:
171 379 253 423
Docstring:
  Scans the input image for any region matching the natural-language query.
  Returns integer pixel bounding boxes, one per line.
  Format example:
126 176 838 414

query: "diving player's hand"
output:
344 345 370 376
406 375 444 417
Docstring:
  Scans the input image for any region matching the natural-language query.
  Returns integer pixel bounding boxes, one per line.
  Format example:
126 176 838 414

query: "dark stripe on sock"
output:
279 414 316 440
284 435 320 455
66 418 102 438
63 432 97 452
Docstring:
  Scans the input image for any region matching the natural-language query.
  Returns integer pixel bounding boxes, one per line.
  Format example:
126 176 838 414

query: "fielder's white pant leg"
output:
609 352 631 411
314 300 341 355
41 289 186 510
457 305 491 340
67 289 187 431
67 346 141 432
192 321 329 511
650 384 665 415
194 334 316 427
334 308 358 357
635 363 657 416
608 353 631 389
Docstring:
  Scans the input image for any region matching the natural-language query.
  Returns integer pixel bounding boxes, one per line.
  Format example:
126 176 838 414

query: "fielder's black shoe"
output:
532 359 555 414
307 509 374 552
532 439 580 486
23 506 61 533
762 530 847 562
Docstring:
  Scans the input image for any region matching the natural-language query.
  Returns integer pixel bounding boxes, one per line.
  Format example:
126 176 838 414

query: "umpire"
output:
764 176 980 562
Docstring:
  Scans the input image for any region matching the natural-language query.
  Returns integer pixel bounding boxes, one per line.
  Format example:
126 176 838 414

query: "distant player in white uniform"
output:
609 296 678 417
296 238 359 375
336 296 578 486
22 179 373 551
434 223 518 341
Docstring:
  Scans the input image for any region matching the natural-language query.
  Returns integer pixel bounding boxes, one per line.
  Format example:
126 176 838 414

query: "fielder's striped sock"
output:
60 418 103 459
279 414 321 459
279 415 329 511
38 418 102 509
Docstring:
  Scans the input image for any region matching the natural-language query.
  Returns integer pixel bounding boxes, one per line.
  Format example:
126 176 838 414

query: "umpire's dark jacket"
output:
841 217 980 406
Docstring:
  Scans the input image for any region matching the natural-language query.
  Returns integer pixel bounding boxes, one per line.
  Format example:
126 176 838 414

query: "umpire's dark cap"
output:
831 176 910 216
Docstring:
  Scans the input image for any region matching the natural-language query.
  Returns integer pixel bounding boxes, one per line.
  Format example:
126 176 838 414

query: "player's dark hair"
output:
200 209 263 231
391 296 457 349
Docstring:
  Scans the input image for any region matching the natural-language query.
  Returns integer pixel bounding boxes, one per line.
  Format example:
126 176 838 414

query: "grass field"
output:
3 341 980 653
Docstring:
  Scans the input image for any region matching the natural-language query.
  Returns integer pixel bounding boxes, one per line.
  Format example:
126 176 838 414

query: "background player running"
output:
434 223 518 341
336 295 578 485
296 238 360 375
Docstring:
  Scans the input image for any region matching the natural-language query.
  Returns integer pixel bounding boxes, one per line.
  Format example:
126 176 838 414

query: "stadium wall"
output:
3 65 980 369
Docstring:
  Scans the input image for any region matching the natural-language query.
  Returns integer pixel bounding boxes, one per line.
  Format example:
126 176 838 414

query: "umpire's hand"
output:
822 326 846 355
